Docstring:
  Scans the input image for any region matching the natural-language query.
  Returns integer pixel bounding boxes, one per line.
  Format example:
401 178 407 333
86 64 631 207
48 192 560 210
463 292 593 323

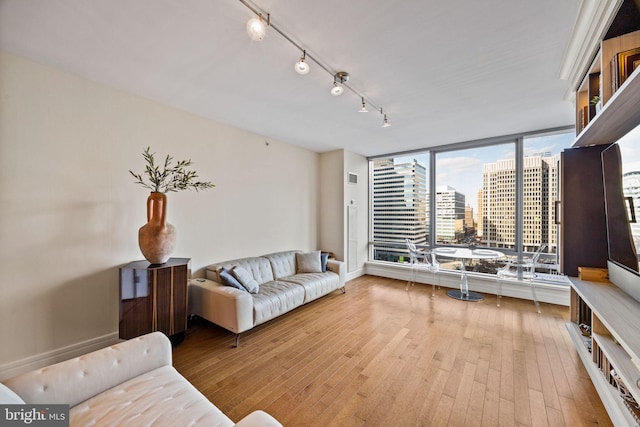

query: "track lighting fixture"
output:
331 72 349 96
239 0 392 128
246 13 268 41
294 50 309 75
380 108 391 127
359 97 368 113
331 81 344 96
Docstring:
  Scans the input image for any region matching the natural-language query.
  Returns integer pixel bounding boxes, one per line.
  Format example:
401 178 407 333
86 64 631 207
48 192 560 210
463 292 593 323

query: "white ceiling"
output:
0 0 581 157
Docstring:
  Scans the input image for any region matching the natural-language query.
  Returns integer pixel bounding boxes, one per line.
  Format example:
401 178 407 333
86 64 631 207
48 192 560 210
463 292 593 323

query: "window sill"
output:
364 260 570 306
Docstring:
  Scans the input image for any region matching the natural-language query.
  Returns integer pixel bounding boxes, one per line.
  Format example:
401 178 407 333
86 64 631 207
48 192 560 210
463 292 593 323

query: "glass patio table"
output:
433 247 504 302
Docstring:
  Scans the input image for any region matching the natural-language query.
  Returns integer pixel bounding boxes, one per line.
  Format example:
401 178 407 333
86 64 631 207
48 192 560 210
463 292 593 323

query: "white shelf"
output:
593 332 640 406
566 323 638 426
569 277 640 362
573 66 640 148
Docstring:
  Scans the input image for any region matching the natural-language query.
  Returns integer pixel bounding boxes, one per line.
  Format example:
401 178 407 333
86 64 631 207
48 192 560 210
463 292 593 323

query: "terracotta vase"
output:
138 192 176 264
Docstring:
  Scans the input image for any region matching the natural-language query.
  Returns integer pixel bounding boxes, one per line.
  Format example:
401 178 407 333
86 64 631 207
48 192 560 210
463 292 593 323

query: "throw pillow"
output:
218 267 246 292
296 251 323 273
321 252 329 272
231 265 260 293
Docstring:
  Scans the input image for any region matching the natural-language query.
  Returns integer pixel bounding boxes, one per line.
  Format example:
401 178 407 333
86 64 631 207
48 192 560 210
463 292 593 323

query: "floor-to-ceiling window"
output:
521 131 575 274
369 128 574 280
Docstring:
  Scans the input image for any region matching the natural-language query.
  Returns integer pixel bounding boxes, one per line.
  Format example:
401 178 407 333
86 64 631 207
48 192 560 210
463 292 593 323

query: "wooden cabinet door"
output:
561 145 610 276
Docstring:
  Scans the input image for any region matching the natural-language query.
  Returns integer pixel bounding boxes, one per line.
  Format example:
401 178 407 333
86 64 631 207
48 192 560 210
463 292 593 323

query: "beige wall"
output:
319 151 344 260
318 150 368 275
0 51 322 368
344 151 369 273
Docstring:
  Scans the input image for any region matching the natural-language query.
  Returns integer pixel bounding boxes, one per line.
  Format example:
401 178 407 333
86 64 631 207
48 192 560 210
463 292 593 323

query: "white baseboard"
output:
346 268 366 282
0 332 120 381
364 261 570 306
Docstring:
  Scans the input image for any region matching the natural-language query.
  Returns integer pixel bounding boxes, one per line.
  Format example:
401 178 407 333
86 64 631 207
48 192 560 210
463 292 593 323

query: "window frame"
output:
368 125 574 280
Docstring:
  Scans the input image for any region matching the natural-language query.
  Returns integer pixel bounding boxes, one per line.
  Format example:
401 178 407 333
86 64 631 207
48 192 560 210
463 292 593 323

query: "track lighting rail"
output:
238 0 391 127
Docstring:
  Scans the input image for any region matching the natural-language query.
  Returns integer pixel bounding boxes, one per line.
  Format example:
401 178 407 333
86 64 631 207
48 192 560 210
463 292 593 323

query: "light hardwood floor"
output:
173 275 612 426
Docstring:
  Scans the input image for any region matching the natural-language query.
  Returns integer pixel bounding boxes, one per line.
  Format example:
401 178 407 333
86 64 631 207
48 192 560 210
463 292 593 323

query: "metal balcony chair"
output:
406 239 439 296
496 244 547 313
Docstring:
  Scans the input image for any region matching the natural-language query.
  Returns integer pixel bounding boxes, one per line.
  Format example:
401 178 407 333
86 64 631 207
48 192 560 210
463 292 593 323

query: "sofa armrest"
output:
234 410 282 427
3 332 171 407
189 279 254 334
0 383 25 404
327 259 346 287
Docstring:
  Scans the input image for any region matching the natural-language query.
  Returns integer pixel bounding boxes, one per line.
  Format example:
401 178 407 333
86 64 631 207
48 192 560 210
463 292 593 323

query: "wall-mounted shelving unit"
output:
563 1 640 425
567 276 640 425
573 30 640 142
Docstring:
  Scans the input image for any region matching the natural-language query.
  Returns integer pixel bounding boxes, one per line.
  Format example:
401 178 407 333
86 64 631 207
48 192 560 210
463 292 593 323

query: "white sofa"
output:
189 250 346 346
0 332 281 427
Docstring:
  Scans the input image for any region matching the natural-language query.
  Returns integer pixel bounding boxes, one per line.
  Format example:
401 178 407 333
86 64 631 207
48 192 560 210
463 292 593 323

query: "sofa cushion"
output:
252 281 305 325
70 365 234 427
263 250 299 279
282 272 341 303
296 251 322 273
218 268 246 291
3 332 172 408
232 266 259 294
208 257 274 286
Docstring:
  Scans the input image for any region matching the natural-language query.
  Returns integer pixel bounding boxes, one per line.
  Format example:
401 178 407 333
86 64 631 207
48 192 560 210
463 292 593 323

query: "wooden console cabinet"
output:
119 258 190 340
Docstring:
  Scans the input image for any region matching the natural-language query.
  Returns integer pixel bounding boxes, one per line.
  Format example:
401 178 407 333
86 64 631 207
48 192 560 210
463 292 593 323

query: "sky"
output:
619 125 640 174
395 131 577 215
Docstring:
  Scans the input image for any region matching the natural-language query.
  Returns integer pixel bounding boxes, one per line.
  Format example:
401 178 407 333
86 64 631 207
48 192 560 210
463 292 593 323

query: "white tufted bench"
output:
0 332 281 427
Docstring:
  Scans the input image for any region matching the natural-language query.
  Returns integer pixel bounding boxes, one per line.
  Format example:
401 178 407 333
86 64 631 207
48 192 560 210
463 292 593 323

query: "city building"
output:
476 189 484 238
481 153 559 251
371 159 427 261
435 186 465 243
464 204 475 237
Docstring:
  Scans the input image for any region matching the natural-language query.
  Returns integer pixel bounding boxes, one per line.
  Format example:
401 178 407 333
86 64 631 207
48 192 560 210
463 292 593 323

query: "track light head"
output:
246 13 268 41
295 50 309 75
382 114 391 127
359 97 368 113
331 81 344 96
330 72 349 96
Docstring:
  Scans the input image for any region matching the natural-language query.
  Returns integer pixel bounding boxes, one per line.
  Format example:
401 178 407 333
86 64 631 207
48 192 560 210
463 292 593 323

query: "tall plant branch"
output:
129 147 215 193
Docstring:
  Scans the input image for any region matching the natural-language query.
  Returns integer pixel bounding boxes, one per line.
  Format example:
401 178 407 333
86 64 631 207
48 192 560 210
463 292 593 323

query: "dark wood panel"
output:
119 270 153 340
155 267 173 335
561 145 611 276
172 264 189 334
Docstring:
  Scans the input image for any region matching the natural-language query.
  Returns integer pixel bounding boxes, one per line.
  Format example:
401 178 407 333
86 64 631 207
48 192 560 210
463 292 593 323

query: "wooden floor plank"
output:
172 275 612 426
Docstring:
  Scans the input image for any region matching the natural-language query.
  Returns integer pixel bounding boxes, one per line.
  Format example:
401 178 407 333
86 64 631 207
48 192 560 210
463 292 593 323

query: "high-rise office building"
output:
435 186 465 243
481 153 559 251
477 189 484 238
464 204 475 235
372 159 427 261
